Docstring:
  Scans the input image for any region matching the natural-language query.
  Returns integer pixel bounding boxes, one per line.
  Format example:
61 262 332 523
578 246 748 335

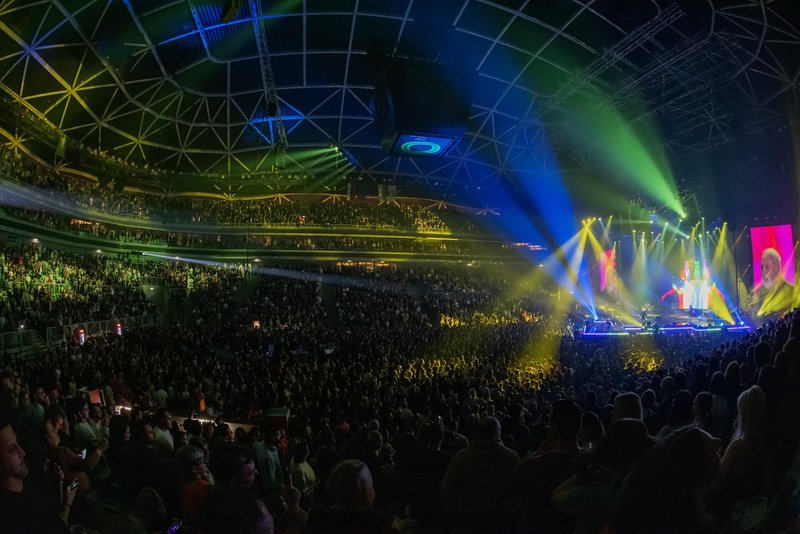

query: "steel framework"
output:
0 0 795 194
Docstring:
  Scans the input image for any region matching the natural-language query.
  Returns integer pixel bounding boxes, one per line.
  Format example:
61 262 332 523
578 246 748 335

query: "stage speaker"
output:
371 57 475 157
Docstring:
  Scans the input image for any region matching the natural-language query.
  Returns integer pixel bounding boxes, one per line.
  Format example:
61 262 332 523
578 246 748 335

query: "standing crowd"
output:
0 245 799 533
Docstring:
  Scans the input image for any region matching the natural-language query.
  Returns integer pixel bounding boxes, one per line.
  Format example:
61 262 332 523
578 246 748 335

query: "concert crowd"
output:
0 243 799 533
0 146 474 234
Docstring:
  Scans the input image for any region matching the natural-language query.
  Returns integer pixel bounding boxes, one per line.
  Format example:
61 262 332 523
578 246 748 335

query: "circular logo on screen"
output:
400 141 442 154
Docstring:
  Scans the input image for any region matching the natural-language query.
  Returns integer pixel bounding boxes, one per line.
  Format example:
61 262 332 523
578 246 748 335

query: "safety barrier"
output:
59 314 159 343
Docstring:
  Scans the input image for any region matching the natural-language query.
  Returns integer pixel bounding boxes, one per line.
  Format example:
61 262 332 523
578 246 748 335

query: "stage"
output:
581 307 751 337
581 324 751 337
548 216 794 333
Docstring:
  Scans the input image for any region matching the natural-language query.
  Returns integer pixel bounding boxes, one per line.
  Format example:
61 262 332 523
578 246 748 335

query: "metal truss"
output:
0 0 795 196
248 0 287 154
543 2 686 117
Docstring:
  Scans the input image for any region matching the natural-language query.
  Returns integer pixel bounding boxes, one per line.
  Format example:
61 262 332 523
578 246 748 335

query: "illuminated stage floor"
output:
581 307 751 336
581 324 751 337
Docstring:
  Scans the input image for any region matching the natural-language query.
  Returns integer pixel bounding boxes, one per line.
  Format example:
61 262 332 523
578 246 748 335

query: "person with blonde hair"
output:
709 385 776 530
728 385 767 448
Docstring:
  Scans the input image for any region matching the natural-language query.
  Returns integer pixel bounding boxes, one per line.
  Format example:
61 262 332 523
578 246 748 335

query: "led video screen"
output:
671 259 715 311
751 224 795 290
600 248 616 293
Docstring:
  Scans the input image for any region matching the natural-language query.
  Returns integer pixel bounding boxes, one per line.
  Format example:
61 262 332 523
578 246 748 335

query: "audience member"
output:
0 417 73 532
504 401 581 533
440 416 519 533
609 427 722 534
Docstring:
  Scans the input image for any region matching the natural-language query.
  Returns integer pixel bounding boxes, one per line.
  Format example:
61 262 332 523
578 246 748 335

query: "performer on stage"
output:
700 260 712 310
661 258 721 311
679 260 695 310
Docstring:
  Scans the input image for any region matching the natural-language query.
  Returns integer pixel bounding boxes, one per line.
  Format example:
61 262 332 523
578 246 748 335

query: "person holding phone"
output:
43 408 109 496
69 400 112 483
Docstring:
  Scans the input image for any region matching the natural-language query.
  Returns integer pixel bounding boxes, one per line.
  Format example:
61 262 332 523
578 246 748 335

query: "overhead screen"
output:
371 57 474 157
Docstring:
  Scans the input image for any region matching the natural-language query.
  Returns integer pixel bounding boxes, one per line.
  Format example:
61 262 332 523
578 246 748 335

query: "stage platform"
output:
580 308 751 337
581 324 751 337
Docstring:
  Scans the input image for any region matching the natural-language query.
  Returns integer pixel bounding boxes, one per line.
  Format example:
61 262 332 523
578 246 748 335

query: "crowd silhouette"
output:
1 241 799 533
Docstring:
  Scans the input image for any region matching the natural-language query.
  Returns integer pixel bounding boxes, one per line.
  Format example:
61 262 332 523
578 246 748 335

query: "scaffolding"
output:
543 3 685 116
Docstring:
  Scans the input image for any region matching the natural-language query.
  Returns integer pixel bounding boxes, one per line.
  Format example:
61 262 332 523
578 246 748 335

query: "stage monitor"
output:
372 57 474 157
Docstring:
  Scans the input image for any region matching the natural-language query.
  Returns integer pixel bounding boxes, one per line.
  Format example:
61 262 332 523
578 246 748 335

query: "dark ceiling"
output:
0 0 798 198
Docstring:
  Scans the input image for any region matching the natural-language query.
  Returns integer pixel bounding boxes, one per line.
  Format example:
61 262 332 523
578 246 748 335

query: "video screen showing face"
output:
751 225 795 295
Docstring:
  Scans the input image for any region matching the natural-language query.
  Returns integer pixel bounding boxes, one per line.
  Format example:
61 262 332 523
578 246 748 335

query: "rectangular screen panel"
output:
670 259 714 311
390 133 460 156
751 224 795 290
600 248 616 292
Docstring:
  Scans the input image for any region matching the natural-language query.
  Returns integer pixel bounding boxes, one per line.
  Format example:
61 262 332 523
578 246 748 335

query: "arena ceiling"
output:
0 0 798 197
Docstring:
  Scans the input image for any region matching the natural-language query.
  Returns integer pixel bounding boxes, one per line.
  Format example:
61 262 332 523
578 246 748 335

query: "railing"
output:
46 326 62 345
58 314 159 343
67 205 455 235
0 329 45 353
0 174 458 236
4 282 74 299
